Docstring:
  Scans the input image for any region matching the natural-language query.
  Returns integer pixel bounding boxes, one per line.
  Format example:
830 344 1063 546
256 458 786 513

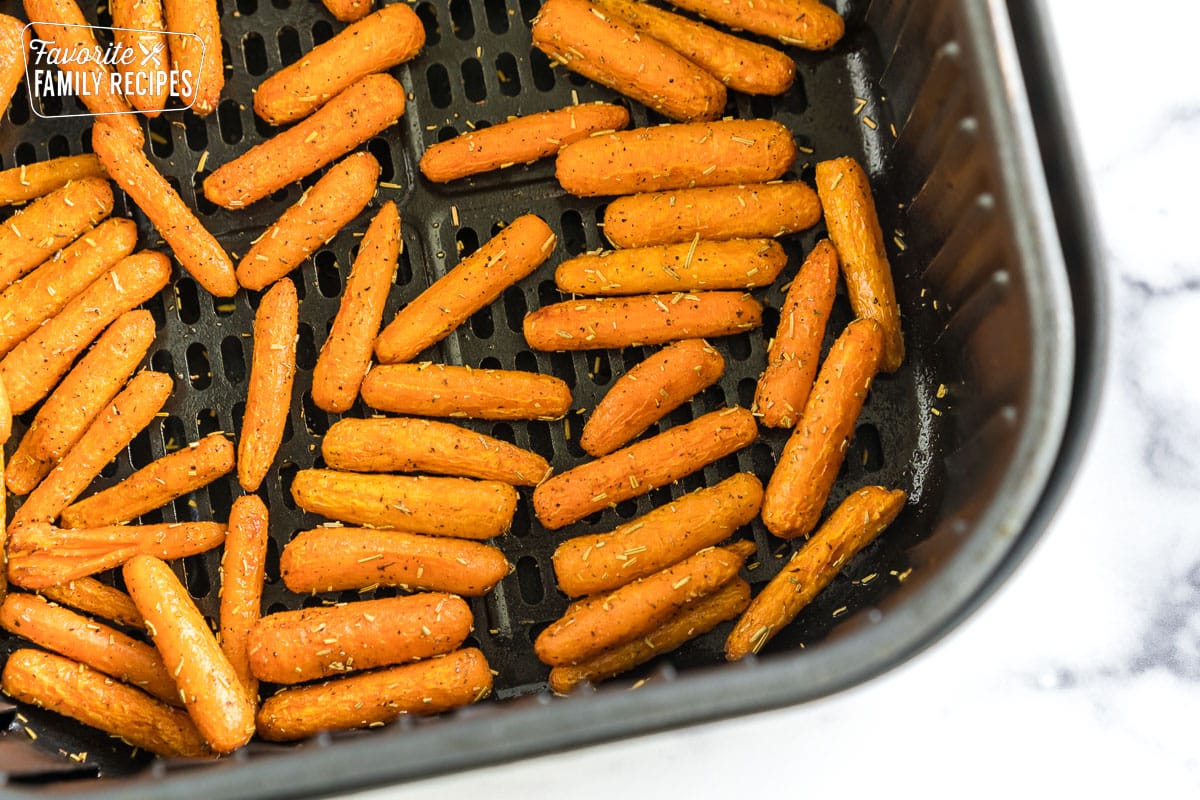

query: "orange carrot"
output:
0 154 107 207
555 238 787 295
238 279 297 492
163 0 223 115
40 577 144 631
0 16 24 121
668 0 845 50
0 376 8 601
111 0 170 115
321 0 372 22
7 546 137 591
0 176 113 290
219 495 269 701
360 363 573 421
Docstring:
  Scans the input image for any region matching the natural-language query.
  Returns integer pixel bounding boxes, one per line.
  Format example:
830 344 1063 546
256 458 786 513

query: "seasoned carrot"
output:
0 593 179 705
248 593 472 684
322 417 551 486
280 527 510 597
420 104 631 183
581 339 726 456
256 647 492 742
2 649 211 758
310 201 400 412
553 472 762 596
590 0 794 96
125 555 255 753
604 182 821 247
0 16 24 121
0 177 113 290
0 373 9 445
111 0 170 115
8 547 137 591
555 238 786 295
59 434 235 529
236 152 380 291
40 577 144 631
762 318 885 539
524 292 762 352
290 469 517 540
93 121 238 298
533 406 758 530
361 363 573 421
728 486 906 659
550 577 751 692
0 154 107 207
238 279 297 492
255 4 424 125
816 156 905 372
536 543 751 666
532 0 726 123
375 214 557 364
0 376 8 601
219 495 269 700
204 74 406 209
669 0 845 50
5 310 155 496
754 238 838 428
557 120 796 197
163 0 223 115
321 0 372 22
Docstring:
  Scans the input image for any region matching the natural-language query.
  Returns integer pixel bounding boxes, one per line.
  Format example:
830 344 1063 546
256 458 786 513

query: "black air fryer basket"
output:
0 0 1103 795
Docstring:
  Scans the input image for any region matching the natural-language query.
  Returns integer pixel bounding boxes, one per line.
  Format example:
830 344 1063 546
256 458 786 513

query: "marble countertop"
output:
351 1 1200 796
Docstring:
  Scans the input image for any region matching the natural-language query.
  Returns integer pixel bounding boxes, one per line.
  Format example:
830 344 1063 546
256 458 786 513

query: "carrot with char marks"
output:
669 0 845 51
311 201 401 412
322 417 551 486
420 103 631 183
524 293 762 352
754 238 838 428
256 648 492 742
111 0 170 115
532 0 726 123
361 363 573 421
581 338 725 456
163 0 223 115
219 495 269 700
556 119 796 197
0 154 107 207
281 527 510 597
376 214 557 364
41 577 144 631
2 649 211 758
728 486 906 660
0 176 113 290
555 238 786 295
533 406 758 530
125 555 255 753
239 279 297 492
0 16 24 122
762 318 886 539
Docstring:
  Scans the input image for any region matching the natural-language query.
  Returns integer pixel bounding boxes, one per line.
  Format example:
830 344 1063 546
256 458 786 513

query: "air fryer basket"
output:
0 0 1101 795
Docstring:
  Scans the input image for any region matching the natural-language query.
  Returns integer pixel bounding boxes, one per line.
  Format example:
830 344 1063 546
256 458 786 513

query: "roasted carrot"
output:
533 406 758 530
728 486 906 660
0 16 24 121
553 472 762 596
111 0 170 115
238 278 297 493
311 201 401 412
256 647 492 742
8 521 226 568
219 495 269 701
590 0 794 96
753 238 838 428
557 120 796 197
532 0 726 123
550 577 751 692
322 417 551 486
236 152 380 291
204 74 406 209
248 593 472 684
0 376 8 601
555 238 786 296
290 469 518 540
420 104 631 183
604 182 821 247
321 0 372 22
163 0 223 115
581 339 725 456
0 154 107 207
524 292 762 352
360 363 573 421
669 0 845 50
375 214 557 364
280 527 510 597
2 649 211 758
59 434 236 529
8 547 137 591
0 176 113 290
5 310 155 496
816 156 905 372
92 121 238 298
40 577 144 631
125 555 255 753
0 373 9 445
0 593 179 705
762 318 885 539
536 543 751 666
255 4 424 125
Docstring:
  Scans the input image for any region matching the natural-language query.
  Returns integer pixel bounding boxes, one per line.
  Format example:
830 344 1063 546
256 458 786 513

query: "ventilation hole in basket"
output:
217 99 243 145
829 292 854 332
726 332 752 362
231 400 246 439
510 500 531 538
277 26 302 66
7 85 29 126
264 536 281 584
527 620 551 644
435 124 458 143
565 424 585 458
140 506 164 524
489 421 515 444
611 498 638 519
416 3 441 45
302 391 329 437
567 70 588 88
147 116 173 157
551 351 576 389
40 93 63 116
514 350 536 372
502 286 527 333
737 377 756 408
855 423 884 472
162 415 187 454
479 0 508 33
315 251 341 298
238 0 257 13
749 95 774 119
559 210 586 255
216 338 245 387
186 343 212 389
253 110 275 140
590 351 612 385
668 403 695 426
476 357 499 372
301 594 325 609
99 453 120 479
296 323 317 371
311 19 335 45
366 137 394 182
128 427 154 470
13 142 35 166
529 48 555 92
184 554 211 599
470 306 494 339
282 410 297 445
176 278 201 324
515 556 543 604
762 305 780 340
699 382 726 408
396 245 413 285
47 135 69 159
278 462 298 509
207 477 233 522
449 0 475 39
649 484 672 508
496 53 521 97
751 441 776 476
454 228 479 261
151 348 175 377
192 172 217 215
536 279 559 309
241 31 268 77
427 63 453 108
462 59 487 103
528 420 553 457
179 115 207 154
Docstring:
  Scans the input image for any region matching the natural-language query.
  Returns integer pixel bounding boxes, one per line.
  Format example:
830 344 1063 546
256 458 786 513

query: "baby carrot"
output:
360 363 573 421
321 0 372 22
238 279 297 492
111 0 170 115
162 0 223 115
40 577 144 631
0 177 113 290
0 16 24 122
219 495 270 701
0 154 107 207
668 0 845 50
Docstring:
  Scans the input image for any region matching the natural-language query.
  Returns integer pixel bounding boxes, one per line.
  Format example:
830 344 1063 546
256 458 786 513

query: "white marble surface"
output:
350 1 1200 796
